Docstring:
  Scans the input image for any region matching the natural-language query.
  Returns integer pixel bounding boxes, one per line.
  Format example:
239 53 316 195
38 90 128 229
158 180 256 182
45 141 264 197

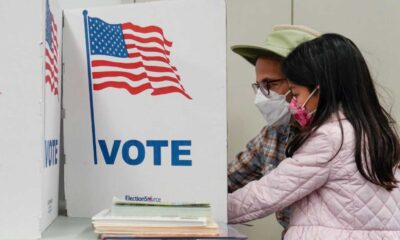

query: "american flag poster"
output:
63 0 227 223
42 0 61 232
86 15 192 100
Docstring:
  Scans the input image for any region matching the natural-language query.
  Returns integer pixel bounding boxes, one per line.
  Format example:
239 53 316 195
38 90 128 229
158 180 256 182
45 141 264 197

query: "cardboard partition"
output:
63 0 227 222
0 0 62 238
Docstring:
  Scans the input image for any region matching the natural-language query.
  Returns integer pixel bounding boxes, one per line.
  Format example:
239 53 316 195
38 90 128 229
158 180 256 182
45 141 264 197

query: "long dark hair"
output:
283 33 400 190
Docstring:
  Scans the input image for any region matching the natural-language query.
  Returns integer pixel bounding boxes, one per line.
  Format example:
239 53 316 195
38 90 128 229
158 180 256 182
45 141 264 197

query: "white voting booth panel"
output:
41 0 62 232
63 0 227 222
0 0 61 238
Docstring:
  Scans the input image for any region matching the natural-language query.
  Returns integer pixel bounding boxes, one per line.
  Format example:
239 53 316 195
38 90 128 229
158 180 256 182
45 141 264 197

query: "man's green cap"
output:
232 25 320 65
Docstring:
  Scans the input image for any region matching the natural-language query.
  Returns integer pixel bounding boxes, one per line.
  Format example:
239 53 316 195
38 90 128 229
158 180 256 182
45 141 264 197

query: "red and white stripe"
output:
44 15 59 96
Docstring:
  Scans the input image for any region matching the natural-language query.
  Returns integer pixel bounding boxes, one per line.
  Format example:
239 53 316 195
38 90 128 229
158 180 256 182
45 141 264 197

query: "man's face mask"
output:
254 89 291 127
288 87 318 127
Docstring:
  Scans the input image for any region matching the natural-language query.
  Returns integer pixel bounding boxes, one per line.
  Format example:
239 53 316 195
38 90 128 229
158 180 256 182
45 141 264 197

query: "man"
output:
227 25 320 236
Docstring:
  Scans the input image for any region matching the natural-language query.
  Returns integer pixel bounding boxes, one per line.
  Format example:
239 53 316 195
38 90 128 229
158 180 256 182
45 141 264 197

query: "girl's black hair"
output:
283 33 400 191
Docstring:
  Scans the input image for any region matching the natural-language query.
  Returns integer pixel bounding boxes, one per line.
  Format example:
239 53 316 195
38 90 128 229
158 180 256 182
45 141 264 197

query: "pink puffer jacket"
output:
228 113 400 239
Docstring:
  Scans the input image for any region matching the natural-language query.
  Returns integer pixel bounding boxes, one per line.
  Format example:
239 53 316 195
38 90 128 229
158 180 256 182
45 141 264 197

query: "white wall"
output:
58 0 129 9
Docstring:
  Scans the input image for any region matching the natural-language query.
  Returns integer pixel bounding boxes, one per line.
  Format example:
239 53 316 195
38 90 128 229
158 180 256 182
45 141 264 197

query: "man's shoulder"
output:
260 124 292 136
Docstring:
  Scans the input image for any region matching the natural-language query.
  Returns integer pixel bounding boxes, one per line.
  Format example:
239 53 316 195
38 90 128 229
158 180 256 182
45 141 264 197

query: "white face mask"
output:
254 89 291 127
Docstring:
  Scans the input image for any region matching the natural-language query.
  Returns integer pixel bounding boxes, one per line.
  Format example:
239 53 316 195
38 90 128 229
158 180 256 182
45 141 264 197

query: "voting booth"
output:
42 0 62 232
0 0 62 238
63 0 227 222
1 0 227 238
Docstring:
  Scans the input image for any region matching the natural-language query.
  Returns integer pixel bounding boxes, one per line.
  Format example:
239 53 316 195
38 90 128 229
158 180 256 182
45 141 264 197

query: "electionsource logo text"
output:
125 195 161 203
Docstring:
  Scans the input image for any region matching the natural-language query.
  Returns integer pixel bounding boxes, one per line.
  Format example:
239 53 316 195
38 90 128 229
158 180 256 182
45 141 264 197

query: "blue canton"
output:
45 0 52 48
88 17 128 58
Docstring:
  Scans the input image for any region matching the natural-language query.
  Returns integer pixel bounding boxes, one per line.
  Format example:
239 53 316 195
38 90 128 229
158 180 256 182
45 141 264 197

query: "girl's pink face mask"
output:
288 88 318 127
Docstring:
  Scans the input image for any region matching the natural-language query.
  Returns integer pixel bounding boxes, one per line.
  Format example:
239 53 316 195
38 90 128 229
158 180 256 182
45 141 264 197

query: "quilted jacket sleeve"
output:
228 127 336 224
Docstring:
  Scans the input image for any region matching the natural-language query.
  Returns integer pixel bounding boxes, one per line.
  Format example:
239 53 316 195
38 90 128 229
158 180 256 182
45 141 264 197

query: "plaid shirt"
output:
228 124 296 237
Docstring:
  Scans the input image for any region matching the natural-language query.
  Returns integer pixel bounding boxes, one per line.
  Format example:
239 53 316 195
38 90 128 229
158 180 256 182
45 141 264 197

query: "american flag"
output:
44 0 59 96
87 16 192 100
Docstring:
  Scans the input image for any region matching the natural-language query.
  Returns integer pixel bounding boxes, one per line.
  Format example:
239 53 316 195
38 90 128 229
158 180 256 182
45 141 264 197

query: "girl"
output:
228 34 400 239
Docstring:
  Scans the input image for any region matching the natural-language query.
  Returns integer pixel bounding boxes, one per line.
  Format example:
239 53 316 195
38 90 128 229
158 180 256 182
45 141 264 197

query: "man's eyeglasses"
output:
251 78 287 96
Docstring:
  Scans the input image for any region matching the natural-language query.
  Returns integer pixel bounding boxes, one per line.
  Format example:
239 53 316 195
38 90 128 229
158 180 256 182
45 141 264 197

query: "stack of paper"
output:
92 198 219 238
111 197 212 218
